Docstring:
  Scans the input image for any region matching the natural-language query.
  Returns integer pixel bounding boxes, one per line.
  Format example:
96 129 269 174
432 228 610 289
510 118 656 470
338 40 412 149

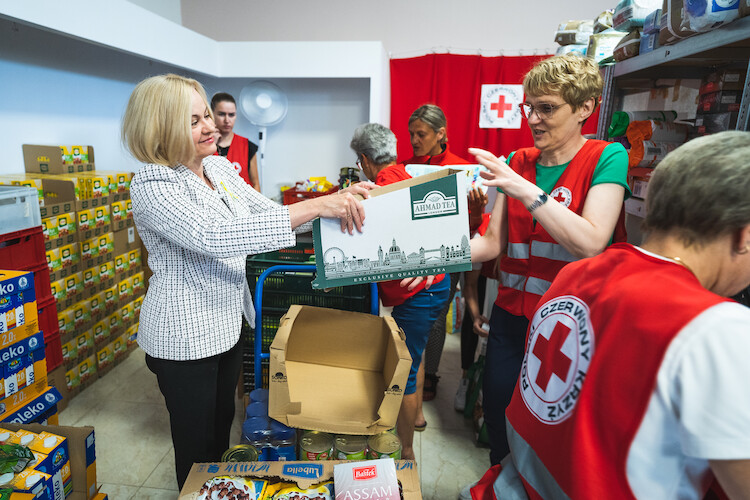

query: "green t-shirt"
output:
502 142 631 198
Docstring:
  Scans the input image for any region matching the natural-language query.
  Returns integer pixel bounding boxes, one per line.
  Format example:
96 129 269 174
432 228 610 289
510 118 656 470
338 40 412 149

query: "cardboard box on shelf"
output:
312 170 471 289
59 145 95 166
77 356 97 389
92 320 109 347
95 344 114 375
117 277 133 303
112 226 140 257
22 145 75 175
82 265 101 291
269 305 411 435
0 331 46 401
3 422 99 500
180 460 421 500
75 330 94 361
59 242 80 269
0 270 39 348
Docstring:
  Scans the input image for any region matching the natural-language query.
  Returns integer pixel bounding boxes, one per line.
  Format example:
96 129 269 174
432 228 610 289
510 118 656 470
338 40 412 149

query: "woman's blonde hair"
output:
523 53 603 110
122 74 213 167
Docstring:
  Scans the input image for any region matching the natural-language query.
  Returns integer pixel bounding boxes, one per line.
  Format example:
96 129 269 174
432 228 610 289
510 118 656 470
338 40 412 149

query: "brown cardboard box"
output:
22 145 74 175
3 422 99 500
180 460 422 500
269 305 411 435
112 226 140 257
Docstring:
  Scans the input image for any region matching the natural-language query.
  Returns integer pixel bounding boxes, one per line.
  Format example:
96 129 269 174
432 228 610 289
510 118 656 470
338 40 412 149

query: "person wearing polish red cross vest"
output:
470 131 750 500
465 53 630 467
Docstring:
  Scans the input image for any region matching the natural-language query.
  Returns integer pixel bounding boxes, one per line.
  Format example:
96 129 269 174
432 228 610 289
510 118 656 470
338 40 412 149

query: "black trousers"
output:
145 337 243 490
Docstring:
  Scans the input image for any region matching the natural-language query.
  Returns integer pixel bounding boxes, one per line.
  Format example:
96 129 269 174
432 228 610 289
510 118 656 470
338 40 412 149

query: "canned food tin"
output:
221 444 259 462
367 432 402 460
334 435 368 460
299 431 334 460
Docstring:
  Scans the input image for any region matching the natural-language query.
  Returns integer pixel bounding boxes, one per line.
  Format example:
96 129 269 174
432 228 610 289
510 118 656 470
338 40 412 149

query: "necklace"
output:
668 256 696 277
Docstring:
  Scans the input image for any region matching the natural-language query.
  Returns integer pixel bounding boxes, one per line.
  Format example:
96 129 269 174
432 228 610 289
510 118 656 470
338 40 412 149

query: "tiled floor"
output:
58 330 490 499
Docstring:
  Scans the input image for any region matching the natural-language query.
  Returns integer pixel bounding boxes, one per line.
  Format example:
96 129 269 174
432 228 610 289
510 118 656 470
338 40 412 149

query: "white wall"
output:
0 18 370 200
180 0 617 56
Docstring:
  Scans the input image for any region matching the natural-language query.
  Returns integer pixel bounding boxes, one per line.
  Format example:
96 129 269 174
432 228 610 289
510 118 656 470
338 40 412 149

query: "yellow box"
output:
28 430 71 500
89 291 105 317
102 285 117 310
132 296 144 318
82 265 100 290
80 236 98 260
93 204 110 227
107 310 122 335
61 338 77 365
57 308 75 337
114 252 129 274
46 248 61 273
86 175 110 198
55 212 76 237
96 344 114 371
0 270 39 343
77 356 96 385
77 207 95 232
63 272 83 299
41 216 58 241
92 319 109 345
8 468 52 498
128 248 142 270
120 302 133 324
60 145 91 165
98 261 114 282
59 242 79 268
75 330 94 359
126 323 139 347
97 170 133 192
71 300 91 329
111 200 126 222
113 334 128 360
117 277 133 302
96 232 114 255
65 365 80 391
124 198 133 218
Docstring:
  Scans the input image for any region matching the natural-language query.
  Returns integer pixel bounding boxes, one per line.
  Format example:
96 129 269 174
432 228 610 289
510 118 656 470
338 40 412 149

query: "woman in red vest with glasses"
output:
466 53 630 468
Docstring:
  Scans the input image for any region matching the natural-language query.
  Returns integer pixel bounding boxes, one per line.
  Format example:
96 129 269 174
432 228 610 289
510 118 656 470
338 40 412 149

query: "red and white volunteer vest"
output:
496 140 608 319
216 134 253 187
504 244 728 499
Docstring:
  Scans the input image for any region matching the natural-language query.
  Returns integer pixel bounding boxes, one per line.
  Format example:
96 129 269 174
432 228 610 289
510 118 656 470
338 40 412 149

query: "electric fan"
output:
238 81 289 195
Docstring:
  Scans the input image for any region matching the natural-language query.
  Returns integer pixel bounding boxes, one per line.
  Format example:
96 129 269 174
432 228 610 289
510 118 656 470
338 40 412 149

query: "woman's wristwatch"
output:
527 192 548 213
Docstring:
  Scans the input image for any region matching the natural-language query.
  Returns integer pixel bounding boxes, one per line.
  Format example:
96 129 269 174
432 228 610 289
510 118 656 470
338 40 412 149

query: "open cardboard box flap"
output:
353 167 465 200
179 460 421 499
269 305 411 435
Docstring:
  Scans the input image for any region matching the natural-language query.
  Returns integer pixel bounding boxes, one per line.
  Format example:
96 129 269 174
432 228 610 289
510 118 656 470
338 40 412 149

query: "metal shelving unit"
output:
597 16 750 140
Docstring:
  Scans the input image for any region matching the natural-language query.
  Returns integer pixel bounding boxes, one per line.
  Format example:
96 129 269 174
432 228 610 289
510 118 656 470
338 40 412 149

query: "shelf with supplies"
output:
597 15 750 142
595 15 750 245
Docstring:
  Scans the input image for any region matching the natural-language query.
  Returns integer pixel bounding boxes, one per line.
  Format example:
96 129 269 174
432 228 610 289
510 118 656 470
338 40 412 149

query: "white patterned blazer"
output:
131 155 309 360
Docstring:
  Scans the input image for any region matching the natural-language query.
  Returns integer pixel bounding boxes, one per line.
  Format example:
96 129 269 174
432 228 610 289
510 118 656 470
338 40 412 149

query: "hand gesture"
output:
469 147 529 201
399 275 436 291
473 315 490 337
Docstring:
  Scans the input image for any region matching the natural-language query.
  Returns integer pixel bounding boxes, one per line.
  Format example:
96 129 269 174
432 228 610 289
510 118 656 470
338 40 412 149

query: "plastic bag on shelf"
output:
554 20 594 45
613 0 663 30
613 29 643 61
556 44 588 55
685 0 740 32
660 0 699 45
587 29 628 63
594 10 615 32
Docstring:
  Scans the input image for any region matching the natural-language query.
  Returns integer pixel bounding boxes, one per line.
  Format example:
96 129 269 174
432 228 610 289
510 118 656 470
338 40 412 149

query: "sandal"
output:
415 421 427 432
423 374 439 402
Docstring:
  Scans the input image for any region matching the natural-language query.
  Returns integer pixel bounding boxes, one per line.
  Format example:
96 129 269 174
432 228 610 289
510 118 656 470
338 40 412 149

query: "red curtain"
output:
390 53 600 163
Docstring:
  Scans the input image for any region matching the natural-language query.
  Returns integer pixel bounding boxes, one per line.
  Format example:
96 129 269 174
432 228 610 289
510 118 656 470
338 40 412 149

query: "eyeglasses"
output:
355 157 362 170
518 102 567 120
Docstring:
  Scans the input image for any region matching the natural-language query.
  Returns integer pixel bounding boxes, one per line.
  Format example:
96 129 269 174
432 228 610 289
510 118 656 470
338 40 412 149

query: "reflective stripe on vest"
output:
508 242 530 260
525 276 553 296
507 419 570 500
530 241 576 263
501 271 527 292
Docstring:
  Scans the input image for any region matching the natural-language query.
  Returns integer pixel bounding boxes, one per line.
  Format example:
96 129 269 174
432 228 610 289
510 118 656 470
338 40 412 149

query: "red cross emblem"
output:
550 187 572 207
490 95 513 118
532 321 572 392
553 192 567 203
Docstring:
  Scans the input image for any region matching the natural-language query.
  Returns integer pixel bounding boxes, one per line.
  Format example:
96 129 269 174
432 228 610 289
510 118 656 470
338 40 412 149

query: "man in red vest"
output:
211 92 260 191
471 131 750 499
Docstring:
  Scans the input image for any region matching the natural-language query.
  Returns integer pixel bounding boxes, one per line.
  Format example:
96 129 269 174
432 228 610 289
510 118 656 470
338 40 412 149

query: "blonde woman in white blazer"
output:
123 74 373 489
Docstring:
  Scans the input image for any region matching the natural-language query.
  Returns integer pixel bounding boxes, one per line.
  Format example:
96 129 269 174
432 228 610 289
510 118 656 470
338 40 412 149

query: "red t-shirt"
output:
373 164 446 307
401 143 471 166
